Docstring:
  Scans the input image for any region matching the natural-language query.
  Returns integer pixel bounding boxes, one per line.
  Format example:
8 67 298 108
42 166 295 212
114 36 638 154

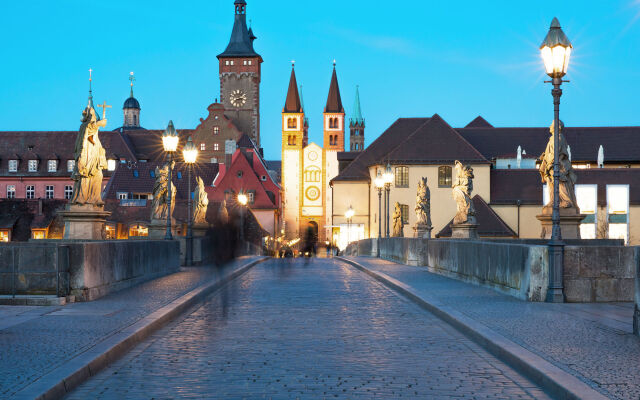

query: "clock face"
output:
230 89 247 108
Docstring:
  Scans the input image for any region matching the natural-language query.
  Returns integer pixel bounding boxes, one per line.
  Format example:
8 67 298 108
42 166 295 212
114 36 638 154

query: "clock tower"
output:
217 0 263 146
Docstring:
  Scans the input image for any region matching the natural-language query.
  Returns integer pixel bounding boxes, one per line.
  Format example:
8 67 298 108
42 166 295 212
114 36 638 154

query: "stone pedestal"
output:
59 204 111 240
148 219 169 239
451 223 478 239
536 207 585 239
192 223 210 237
413 223 432 239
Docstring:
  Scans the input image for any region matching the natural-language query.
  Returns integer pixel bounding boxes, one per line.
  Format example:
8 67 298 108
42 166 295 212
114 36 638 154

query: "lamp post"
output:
383 163 394 238
238 192 248 252
374 170 384 257
162 120 179 240
183 136 198 266
345 205 355 246
540 17 572 303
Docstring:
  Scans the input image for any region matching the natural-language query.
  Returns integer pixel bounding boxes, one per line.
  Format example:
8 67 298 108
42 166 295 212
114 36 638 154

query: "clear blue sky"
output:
2 1 640 160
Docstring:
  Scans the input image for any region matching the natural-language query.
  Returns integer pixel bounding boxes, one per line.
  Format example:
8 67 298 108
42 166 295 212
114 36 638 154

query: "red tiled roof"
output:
436 195 516 238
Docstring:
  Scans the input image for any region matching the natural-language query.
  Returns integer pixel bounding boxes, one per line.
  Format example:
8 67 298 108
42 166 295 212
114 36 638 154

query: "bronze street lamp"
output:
540 17 572 303
183 136 198 266
161 120 179 240
383 163 394 238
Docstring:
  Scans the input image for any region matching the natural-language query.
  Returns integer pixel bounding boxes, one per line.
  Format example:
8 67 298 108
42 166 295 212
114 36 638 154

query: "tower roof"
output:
283 65 302 113
325 65 344 113
217 0 260 58
351 86 364 125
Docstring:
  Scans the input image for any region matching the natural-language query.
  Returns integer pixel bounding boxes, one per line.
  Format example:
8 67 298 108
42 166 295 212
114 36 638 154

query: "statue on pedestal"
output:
414 177 432 238
150 161 176 221
452 161 476 225
538 120 578 210
193 176 209 224
392 202 404 237
70 106 108 206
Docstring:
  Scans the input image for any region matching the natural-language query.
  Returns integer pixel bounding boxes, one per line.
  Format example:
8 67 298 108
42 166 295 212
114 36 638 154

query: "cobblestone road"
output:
68 258 551 399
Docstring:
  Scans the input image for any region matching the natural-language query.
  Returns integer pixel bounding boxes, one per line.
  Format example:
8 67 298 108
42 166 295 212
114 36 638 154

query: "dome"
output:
123 96 140 110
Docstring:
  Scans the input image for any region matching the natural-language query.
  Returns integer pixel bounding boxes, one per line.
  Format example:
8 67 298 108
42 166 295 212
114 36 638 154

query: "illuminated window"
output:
395 166 409 187
0 230 9 242
129 224 148 237
8 160 18 172
28 160 38 172
48 160 57 172
31 230 46 240
6 185 15 199
64 185 73 200
107 159 116 171
247 60 252 65
105 225 116 240
438 166 452 187
117 192 128 200
67 160 75 172
45 185 54 199
214 143 220 151
400 204 409 224
576 185 597 239
247 191 255 204
201 143 206 151
287 118 297 129
26 185 35 199
213 126 220 135
607 185 629 243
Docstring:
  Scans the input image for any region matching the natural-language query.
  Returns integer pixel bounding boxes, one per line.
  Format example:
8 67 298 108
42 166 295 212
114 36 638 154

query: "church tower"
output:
123 72 141 128
349 86 364 151
217 0 263 146
281 64 304 239
323 63 345 241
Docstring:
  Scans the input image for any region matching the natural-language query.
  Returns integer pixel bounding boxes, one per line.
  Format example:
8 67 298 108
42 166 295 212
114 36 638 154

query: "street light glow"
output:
345 205 355 219
374 170 384 189
383 163 393 185
540 18 572 78
162 120 179 152
238 192 248 205
183 136 198 164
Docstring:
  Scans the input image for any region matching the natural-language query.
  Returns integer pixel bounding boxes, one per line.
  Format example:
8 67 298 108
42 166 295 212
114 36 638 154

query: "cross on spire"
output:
129 71 136 97
291 59 295 68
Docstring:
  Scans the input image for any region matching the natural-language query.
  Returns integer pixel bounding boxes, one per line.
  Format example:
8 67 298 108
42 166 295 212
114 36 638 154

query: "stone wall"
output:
0 240 180 301
346 238 638 303
635 255 640 336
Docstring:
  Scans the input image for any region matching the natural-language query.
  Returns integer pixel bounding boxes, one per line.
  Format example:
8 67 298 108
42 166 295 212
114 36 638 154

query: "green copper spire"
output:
351 85 364 125
299 84 305 112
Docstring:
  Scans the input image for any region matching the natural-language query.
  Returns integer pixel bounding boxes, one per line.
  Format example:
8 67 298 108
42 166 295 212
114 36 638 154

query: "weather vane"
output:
129 71 135 87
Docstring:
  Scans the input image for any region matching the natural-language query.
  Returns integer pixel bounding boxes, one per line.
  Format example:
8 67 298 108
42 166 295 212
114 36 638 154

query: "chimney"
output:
224 139 235 167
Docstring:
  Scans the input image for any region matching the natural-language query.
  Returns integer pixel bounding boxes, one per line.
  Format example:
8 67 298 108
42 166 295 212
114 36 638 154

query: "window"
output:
64 185 73 200
576 185 597 239
26 185 35 199
132 193 148 200
117 192 128 200
67 160 75 172
48 160 57 172
395 166 409 187
438 166 452 187
107 159 116 171
247 191 255 204
6 185 15 199
329 117 339 129
45 185 54 199
200 143 206 151
177 172 182 179
607 185 629 243
28 160 38 172
400 204 409 224
287 118 297 129
213 126 220 135
237 170 243 178
214 143 220 151
225 60 229 66
261 175 267 181
8 160 18 172
129 224 148 237
210 157 218 163
288 135 296 146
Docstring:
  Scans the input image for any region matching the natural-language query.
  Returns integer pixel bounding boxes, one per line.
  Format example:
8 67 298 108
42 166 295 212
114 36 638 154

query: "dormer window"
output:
28 160 38 172
67 160 75 172
8 160 17 172
48 160 57 172
213 126 220 135
201 143 206 151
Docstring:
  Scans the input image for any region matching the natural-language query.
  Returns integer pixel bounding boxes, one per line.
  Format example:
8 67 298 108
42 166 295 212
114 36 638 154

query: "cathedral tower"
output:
349 86 364 151
217 0 263 146
123 72 140 128
281 64 304 238
323 64 345 151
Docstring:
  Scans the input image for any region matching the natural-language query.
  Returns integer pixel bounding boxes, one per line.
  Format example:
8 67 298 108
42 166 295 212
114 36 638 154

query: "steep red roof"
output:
324 66 344 113
283 66 303 113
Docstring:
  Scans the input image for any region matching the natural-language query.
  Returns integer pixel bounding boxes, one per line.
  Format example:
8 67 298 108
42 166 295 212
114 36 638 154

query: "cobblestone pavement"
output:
345 256 639 400
67 258 550 399
0 257 260 398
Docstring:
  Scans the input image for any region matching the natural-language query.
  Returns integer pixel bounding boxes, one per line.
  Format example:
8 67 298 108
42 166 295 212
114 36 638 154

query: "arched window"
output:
438 166 452 187
287 118 296 129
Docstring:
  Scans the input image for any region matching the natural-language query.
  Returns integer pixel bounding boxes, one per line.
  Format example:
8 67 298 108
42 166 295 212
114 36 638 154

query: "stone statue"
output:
415 177 431 227
193 176 209 224
70 106 108 206
392 202 404 237
452 160 476 225
539 120 578 210
150 161 176 221
218 200 229 225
